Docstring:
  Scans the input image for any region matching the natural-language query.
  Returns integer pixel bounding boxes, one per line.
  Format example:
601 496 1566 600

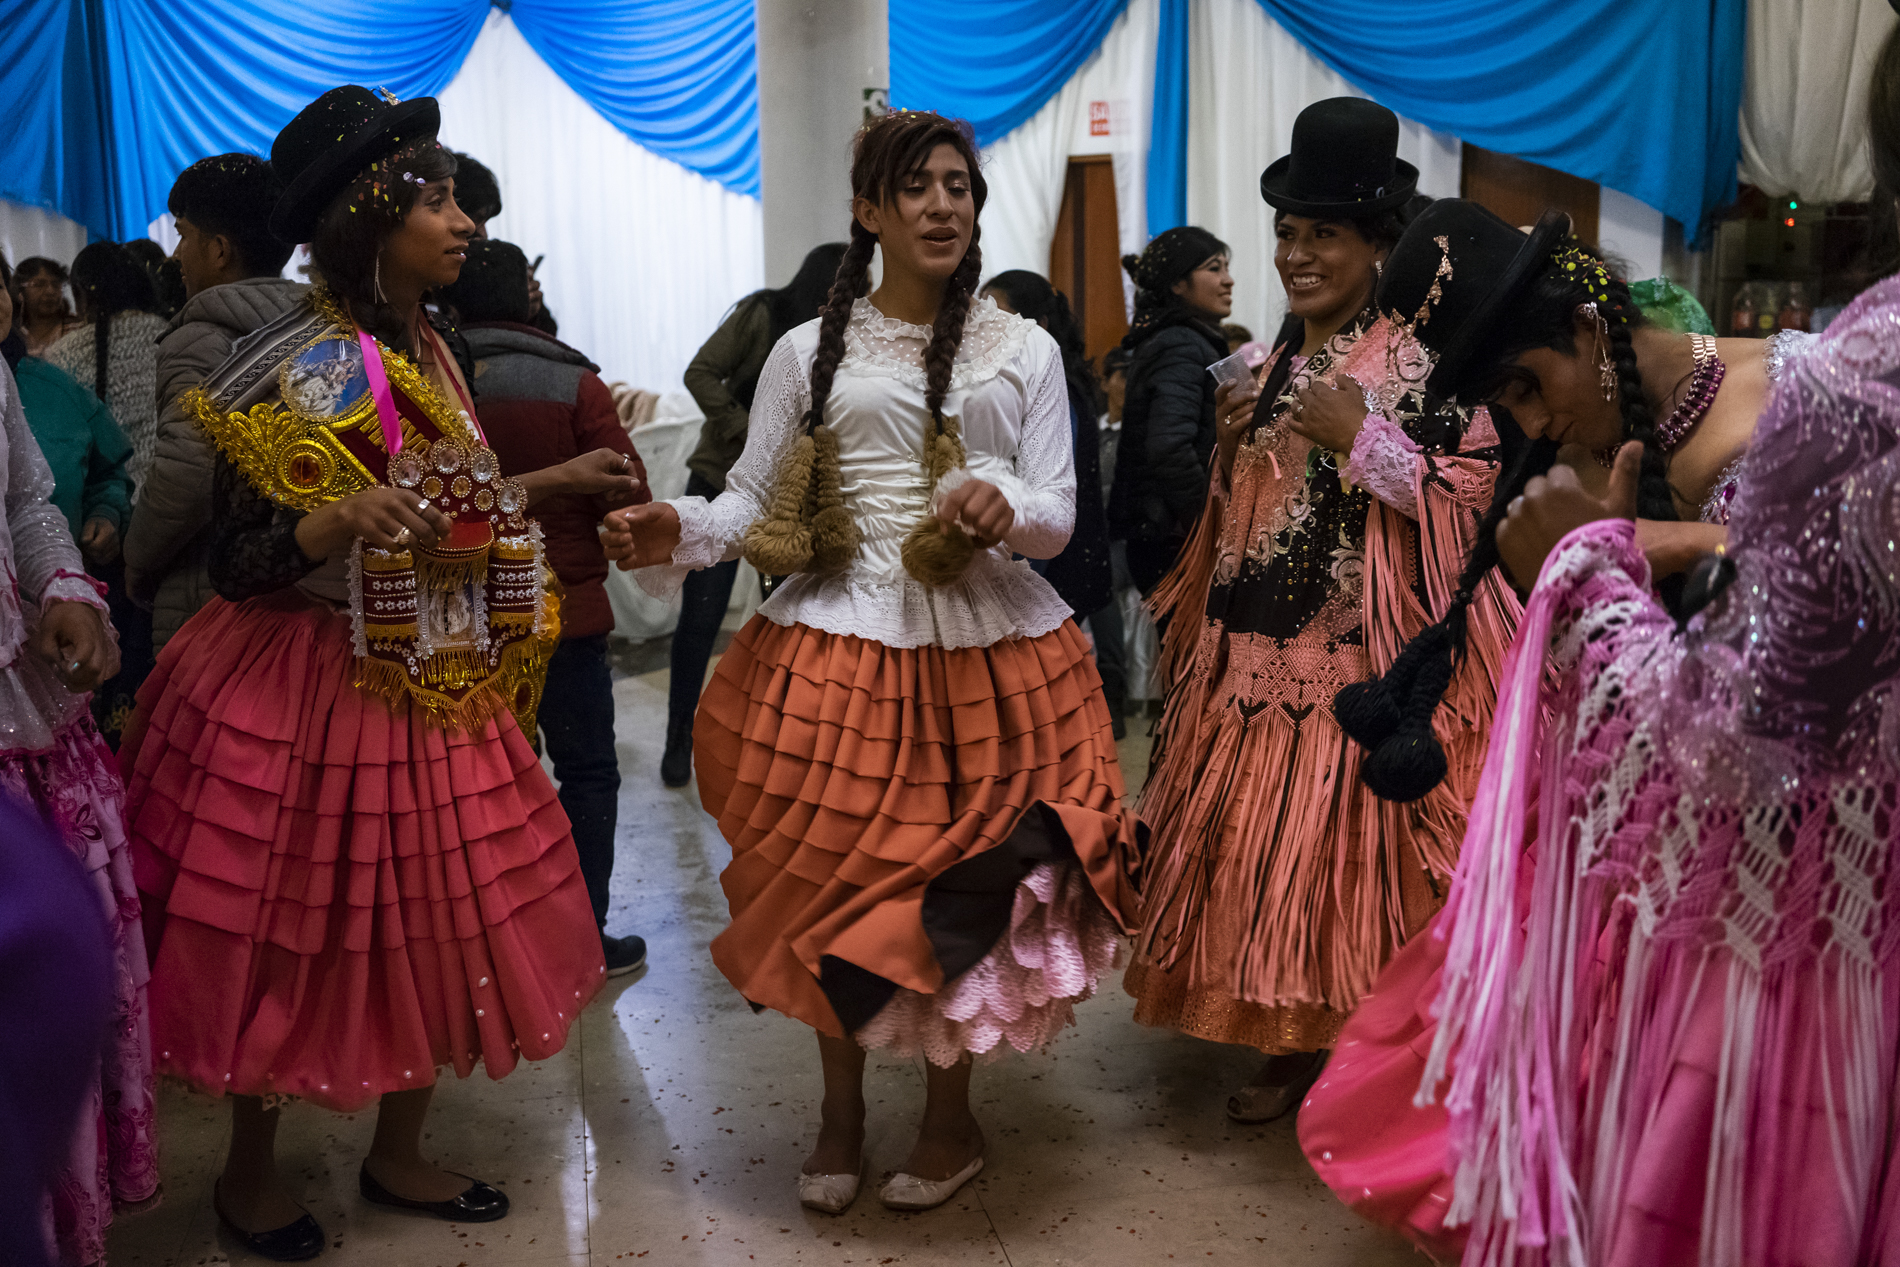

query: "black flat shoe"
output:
358 1164 510 1222
660 724 693 788
213 1180 325 1261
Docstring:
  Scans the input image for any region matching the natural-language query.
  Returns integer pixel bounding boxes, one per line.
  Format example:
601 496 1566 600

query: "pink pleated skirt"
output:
122 590 604 1113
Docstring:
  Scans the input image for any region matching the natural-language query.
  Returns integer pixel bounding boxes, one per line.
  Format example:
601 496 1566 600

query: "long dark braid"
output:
741 225 872 577
68 241 154 405
804 222 877 434
1336 242 1676 803
900 225 984 585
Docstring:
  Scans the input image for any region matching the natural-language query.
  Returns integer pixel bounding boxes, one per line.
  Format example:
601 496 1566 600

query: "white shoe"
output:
877 1155 984 1211
797 1162 863 1215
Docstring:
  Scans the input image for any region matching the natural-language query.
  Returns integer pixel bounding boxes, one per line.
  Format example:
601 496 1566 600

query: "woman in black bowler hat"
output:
1124 98 1521 1124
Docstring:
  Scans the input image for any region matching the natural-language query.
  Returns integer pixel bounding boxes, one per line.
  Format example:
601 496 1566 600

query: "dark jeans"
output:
540 634 621 928
1125 534 1187 597
668 471 739 735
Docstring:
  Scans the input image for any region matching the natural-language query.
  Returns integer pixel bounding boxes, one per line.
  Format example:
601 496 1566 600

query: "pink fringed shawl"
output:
1426 277 1900 1267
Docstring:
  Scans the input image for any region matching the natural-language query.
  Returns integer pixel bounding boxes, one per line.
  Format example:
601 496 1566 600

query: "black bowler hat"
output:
1258 98 1418 218
1376 201 1571 398
269 86 441 246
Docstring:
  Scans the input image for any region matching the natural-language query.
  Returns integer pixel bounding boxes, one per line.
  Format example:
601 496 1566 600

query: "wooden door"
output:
1461 145 1599 245
1049 155 1128 363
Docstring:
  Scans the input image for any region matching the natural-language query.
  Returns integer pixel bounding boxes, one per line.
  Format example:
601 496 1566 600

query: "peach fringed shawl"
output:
1125 316 1519 1053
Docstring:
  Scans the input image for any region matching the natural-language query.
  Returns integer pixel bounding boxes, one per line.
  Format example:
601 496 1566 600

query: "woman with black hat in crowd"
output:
1106 225 1232 594
1123 98 1521 1124
1296 196 1816 1261
120 85 639 1259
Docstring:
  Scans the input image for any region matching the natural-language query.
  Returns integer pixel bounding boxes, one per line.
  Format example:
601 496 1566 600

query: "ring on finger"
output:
1508 496 1525 515
415 497 430 515
392 526 414 547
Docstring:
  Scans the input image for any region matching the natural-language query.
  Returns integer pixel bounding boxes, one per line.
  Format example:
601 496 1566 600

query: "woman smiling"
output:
1124 99 1520 1126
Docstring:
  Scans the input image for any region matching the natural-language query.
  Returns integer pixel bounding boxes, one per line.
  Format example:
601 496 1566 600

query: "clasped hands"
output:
1214 372 1369 472
599 477 1016 571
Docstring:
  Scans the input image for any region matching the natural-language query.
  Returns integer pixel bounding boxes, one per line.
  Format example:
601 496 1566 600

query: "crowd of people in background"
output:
8 28 1900 1267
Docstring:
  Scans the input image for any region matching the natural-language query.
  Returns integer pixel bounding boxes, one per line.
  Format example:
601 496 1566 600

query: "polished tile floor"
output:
106 650 1415 1267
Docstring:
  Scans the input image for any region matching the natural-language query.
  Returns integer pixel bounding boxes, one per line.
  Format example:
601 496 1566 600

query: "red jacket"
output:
466 322 648 640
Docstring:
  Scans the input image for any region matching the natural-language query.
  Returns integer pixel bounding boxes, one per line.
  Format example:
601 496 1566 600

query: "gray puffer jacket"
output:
126 276 308 649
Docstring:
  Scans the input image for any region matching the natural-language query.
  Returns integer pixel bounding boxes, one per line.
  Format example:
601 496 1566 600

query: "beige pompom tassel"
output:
900 413 977 587
742 432 817 575
806 425 860 573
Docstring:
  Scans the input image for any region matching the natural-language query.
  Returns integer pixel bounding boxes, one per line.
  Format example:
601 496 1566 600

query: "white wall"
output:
756 0 889 285
0 200 88 277
1597 187 1666 282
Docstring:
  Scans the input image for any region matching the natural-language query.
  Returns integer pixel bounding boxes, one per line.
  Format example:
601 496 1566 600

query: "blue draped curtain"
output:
1146 0 1188 235
3 0 759 243
1 0 116 240
1254 0 1747 237
889 0 1129 146
508 0 757 198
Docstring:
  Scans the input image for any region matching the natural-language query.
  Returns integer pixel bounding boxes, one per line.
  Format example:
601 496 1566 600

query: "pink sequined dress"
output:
1301 286 1900 1265
0 359 158 1265
1124 316 1519 1053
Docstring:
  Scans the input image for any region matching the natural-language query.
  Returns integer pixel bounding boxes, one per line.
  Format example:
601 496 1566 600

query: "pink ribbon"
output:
355 323 487 457
357 328 405 455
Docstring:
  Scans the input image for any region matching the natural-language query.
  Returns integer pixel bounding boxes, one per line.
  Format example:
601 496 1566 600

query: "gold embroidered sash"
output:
186 291 560 732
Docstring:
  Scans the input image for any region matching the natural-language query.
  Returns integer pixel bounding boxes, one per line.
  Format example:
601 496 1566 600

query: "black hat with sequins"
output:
269 85 441 246
1377 200 1570 398
1259 98 1418 218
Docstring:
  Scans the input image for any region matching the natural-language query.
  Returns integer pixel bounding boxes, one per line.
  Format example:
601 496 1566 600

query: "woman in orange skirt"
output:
123 87 639 1259
604 111 1141 1215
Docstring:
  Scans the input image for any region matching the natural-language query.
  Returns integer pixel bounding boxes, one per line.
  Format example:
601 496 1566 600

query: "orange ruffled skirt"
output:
122 591 604 1113
695 616 1143 1056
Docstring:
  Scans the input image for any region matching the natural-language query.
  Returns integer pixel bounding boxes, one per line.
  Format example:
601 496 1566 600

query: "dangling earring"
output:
374 253 388 304
1581 302 1616 402
1374 257 1384 277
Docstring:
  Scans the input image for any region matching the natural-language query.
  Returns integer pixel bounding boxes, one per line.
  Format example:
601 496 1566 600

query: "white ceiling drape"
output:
1185 0 1461 341
1738 0 1897 203
436 10 763 391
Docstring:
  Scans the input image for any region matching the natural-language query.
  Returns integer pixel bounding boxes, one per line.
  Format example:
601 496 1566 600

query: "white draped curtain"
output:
976 0 1158 292
437 11 763 392
1738 0 1898 202
0 201 88 278
1185 0 1462 341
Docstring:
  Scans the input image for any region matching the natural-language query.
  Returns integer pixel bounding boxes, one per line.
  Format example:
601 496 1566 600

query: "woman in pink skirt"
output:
0 276 156 1267
123 86 637 1260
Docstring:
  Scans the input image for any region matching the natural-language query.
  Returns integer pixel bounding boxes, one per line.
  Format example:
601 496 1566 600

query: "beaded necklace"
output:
1595 333 1724 467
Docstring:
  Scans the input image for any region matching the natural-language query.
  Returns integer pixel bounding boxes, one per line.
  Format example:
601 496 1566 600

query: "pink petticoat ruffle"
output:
853 862 1125 1067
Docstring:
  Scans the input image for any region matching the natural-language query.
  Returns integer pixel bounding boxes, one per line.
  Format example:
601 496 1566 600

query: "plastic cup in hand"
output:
1207 350 1256 393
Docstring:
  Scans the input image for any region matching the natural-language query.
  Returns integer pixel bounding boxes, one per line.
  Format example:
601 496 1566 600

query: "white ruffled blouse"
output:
638 297 1077 649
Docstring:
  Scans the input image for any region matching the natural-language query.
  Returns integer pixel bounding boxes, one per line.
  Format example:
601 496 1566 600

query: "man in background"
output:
128 154 303 650
439 238 650 977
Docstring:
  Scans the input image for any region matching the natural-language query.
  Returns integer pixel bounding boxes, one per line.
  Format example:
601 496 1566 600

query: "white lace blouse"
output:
637 297 1077 649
